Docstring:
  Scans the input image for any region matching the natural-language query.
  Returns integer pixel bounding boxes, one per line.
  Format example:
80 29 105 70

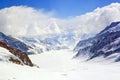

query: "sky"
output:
0 0 120 18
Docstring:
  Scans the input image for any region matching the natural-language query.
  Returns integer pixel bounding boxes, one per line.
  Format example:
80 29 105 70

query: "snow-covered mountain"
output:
17 21 76 54
0 46 20 63
19 34 75 54
0 32 33 54
74 21 120 62
0 30 75 55
0 41 33 66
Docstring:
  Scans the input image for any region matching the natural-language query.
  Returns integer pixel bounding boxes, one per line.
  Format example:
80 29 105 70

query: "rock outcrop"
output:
0 41 33 66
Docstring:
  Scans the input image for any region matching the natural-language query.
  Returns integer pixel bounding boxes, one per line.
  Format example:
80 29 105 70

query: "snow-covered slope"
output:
0 49 120 80
0 31 75 55
74 21 120 62
19 34 75 54
0 32 32 54
0 41 33 66
0 46 23 64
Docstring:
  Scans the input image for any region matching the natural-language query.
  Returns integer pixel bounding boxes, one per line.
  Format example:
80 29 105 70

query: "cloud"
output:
55 3 120 40
0 6 56 37
0 3 120 40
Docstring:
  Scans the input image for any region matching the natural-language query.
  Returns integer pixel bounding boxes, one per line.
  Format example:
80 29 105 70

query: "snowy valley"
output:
1 49 120 80
1 2 120 80
0 21 120 80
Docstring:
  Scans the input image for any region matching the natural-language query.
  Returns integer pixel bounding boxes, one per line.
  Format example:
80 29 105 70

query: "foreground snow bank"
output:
0 49 120 80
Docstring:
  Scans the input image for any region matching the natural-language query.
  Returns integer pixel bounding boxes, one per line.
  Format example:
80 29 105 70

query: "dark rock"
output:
0 41 33 66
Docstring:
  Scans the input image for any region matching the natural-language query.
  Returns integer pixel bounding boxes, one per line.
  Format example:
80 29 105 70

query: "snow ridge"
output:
74 21 120 62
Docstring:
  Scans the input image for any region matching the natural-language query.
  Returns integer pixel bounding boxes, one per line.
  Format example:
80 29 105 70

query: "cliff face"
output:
0 41 33 66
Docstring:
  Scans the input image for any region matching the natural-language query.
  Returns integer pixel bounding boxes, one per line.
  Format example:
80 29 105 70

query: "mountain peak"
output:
47 21 61 34
104 21 120 30
98 21 120 35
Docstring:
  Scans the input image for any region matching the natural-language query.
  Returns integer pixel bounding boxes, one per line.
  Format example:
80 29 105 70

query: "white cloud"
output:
56 3 120 40
0 3 120 40
0 6 56 37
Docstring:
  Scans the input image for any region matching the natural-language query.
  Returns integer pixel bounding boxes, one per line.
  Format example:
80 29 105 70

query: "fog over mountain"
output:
0 3 120 42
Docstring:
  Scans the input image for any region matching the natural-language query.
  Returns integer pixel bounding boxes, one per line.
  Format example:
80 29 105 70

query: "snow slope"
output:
19 34 75 54
0 32 31 54
0 49 120 80
0 46 21 63
74 21 120 61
